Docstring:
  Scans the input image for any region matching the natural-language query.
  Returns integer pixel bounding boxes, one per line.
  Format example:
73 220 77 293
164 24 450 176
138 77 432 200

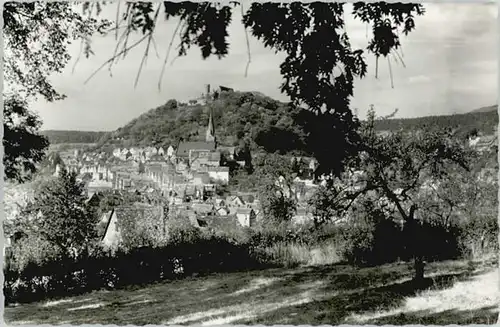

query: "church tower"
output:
205 84 216 146
206 106 216 144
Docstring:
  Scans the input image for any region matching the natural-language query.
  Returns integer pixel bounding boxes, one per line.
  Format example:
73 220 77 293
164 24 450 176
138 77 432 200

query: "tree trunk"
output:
407 204 425 282
414 255 425 282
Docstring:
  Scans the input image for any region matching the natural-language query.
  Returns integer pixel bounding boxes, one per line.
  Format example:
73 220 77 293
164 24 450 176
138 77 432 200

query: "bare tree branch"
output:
115 1 121 41
121 3 135 59
134 4 161 88
241 3 252 77
84 33 149 84
71 39 85 74
151 36 160 59
392 50 406 68
388 56 394 88
107 25 130 77
158 17 183 91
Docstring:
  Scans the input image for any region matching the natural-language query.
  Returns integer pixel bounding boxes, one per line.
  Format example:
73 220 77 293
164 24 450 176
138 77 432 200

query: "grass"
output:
263 240 341 267
4 258 498 325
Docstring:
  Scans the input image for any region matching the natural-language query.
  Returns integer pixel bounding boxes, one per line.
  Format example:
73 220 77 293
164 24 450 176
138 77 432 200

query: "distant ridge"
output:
41 130 108 144
470 105 497 113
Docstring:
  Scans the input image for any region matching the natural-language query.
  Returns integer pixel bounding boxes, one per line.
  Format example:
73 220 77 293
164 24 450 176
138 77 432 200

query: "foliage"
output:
260 183 297 224
21 167 99 257
308 183 353 226
3 2 109 180
306 106 472 278
8 231 61 272
3 94 49 183
4 228 267 305
165 216 204 245
353 107 471 219
3 1 110 101
423 152 498 258
249 153 298 223
115 205 167 250
97 190 142 213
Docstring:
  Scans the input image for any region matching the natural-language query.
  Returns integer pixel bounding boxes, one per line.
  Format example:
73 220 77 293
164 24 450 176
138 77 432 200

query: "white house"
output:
236 208 256 227
207 167 229 184
166 145 175 157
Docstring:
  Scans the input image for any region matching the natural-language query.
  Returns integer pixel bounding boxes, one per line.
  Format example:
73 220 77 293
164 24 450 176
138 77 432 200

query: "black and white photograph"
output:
2 1 499 325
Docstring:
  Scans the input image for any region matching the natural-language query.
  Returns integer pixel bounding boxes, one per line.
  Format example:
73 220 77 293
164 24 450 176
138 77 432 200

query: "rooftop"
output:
177 141 216 157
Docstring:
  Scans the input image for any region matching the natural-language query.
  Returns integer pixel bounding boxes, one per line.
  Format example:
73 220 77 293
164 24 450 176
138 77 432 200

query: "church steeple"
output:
205 83 216 146
206 106 216 144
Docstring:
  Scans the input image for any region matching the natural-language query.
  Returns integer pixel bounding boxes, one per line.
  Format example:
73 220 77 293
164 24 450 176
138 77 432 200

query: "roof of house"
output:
208 152 221 162
112 204 163 224
185 185 196 196
218 146 236 154
177 141 216 157
236 208 255 215
208 166 229 172
192 172 211 184
99 209 115 240
78 172 93 181
200 214 239 229
149 154 165 162
192 203 214 214
227 195 245 205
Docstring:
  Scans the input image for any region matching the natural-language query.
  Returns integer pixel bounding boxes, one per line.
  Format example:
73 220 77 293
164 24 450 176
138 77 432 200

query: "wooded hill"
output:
50 91 497 157
374 105 497 136
41 130 108 144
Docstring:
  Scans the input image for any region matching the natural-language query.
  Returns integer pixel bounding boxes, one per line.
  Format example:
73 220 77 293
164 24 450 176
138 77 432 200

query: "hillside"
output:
86 91 496 155
41 130 108 144
373 108 498 137
95 92 313 155
470 105 497 114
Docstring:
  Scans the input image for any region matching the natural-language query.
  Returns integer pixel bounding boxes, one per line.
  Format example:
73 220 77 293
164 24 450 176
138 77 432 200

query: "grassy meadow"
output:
5 257 497 325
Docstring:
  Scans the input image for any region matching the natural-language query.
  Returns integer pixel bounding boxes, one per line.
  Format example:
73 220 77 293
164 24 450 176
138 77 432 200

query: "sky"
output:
31 2 498 131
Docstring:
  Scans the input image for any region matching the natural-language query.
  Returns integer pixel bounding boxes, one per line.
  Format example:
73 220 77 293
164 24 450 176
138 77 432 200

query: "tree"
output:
253 153 298 224
3 95 49 183
22 167 99 258
422 150 498 258
3 2 110 101
3 2 110 181
344 107 470 281
308 183 350 227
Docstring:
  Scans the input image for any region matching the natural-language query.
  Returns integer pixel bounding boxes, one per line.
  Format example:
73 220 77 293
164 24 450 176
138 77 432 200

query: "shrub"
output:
337 216 376 266
335 208 463 266
4 225 267 305
9 232 61 272
456 212 498 259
